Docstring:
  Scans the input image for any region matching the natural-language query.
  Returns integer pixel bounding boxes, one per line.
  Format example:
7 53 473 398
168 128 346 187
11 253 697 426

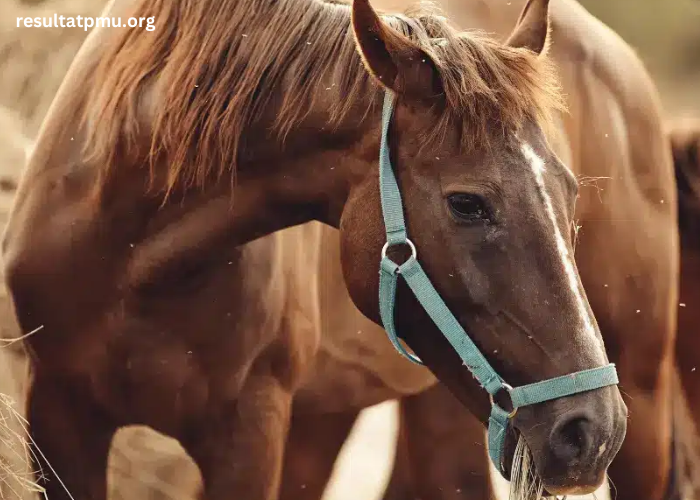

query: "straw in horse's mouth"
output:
510 435 595 500
509 435 546 500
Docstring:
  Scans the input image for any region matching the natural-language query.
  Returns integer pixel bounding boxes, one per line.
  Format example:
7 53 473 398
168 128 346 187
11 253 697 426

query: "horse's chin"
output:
542 469 607 497
544 483 603 497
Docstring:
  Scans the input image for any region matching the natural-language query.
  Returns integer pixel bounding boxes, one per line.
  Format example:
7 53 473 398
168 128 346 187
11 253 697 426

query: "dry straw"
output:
509 435 546 500
0 326 46 499
0 393 45 499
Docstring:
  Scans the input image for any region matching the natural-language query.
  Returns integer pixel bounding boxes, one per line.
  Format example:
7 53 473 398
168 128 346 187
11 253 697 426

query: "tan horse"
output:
281 1 680 500
2 0 626 497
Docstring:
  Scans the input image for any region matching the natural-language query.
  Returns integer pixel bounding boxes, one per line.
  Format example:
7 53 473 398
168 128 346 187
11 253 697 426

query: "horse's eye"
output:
447 193 491 223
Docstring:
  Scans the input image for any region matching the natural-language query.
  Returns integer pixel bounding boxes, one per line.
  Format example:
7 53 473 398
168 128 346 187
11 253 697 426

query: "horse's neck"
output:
213 101 379 245
125 109 378 293
96 0 381 249
227 153 356 243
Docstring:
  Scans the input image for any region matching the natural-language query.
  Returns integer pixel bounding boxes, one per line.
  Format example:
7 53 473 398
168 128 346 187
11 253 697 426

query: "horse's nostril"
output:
550 414 593 463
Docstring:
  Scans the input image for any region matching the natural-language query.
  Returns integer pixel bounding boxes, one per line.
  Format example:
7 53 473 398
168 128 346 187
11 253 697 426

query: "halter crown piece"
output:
376 90 620 477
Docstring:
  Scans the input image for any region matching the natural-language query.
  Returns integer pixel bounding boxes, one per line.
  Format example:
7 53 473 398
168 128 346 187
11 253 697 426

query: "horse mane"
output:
81 0 565 196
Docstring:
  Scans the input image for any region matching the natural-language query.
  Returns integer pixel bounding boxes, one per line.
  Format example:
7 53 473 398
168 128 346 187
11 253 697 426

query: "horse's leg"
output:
278 408 361 500
183 374 293 500
382 384 495 500
27 371 117 500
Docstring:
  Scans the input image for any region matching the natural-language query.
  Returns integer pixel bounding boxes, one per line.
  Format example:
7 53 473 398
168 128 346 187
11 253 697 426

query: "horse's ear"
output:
506 0 551 55
351 0 441 97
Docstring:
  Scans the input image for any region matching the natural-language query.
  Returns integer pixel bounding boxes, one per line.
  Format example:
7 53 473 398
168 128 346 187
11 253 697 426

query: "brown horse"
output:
2 0 626 498
281 1 681 500
669 117 700 498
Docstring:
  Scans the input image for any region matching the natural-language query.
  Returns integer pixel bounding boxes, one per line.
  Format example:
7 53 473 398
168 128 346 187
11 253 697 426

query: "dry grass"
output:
0 379 42 500
509 437 544 500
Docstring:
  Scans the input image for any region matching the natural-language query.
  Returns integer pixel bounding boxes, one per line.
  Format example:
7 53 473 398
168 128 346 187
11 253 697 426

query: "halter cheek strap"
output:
376 90 619 477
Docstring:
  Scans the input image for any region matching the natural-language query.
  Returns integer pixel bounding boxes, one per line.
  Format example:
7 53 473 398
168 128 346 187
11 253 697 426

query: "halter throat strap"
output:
376 90 619 477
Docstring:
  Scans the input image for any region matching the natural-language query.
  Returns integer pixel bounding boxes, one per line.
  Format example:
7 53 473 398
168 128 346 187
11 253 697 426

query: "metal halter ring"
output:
381 238 418 264
489 383 518 419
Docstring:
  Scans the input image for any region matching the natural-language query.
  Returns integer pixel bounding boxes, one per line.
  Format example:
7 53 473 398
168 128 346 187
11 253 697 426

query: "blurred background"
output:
0 0 697 499
580 0 700 115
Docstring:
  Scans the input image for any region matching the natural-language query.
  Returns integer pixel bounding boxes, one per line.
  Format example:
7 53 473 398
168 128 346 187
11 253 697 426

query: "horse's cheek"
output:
338 178 384 325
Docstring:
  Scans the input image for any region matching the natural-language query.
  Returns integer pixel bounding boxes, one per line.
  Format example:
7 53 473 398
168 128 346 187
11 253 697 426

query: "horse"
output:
378 2 682 500
1 0 627 498
278 1 682 500
669 118 700 499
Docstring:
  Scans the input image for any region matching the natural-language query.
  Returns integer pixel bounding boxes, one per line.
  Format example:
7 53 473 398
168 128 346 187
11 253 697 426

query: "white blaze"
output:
520 143 604 359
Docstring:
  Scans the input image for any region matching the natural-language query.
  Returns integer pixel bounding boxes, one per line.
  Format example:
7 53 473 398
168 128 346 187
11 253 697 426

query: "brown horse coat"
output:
1 0 637 498
356 1 680 500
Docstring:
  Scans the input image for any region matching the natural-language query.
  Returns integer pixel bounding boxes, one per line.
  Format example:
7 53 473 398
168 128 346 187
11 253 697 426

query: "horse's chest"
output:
91 338 212 433
294 322 437 413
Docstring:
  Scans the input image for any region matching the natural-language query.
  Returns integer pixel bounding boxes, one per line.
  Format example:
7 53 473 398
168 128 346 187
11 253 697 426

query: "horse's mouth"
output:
503 427 606 499
545 484 604 497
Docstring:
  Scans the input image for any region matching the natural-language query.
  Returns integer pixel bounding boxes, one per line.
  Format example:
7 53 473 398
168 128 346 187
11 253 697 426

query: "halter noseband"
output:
376 90 619 477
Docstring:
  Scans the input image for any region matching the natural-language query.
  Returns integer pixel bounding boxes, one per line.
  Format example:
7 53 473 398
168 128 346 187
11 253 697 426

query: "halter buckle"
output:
489 383 518 419
381 238 417 265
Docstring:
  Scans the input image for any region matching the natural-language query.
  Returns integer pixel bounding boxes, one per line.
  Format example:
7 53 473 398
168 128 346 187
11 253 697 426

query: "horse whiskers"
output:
607 472 618 500
576 175 611 204
508 437 607 500
509 435 545 500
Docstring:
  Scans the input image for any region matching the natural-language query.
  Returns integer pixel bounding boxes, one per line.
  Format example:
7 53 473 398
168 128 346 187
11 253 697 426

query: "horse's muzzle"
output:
507 385 628 494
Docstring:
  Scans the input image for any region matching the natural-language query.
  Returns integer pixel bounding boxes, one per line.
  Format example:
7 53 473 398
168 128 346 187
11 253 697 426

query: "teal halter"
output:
376 90 619 477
